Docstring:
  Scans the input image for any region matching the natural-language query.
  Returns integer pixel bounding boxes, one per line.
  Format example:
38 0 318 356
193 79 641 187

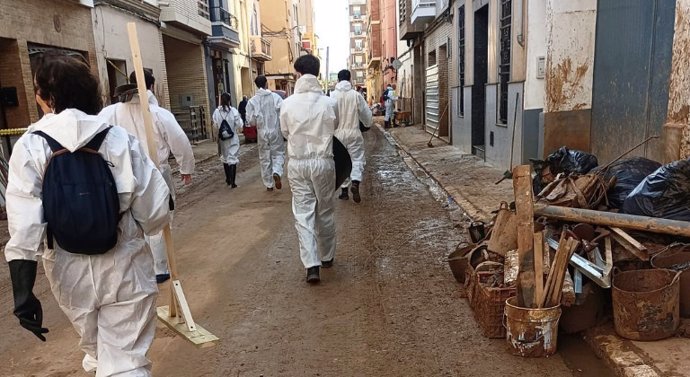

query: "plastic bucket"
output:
504 297 562 357
612 268 681 341
651 244 690 318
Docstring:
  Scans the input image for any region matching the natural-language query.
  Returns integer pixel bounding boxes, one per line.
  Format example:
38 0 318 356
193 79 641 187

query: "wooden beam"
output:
513 165 536 308
127 22 218 346
534 204 690 237
534 231 544 308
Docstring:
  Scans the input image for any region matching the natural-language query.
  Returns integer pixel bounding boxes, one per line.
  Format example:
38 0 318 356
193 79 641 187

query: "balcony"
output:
411 0 435 27
350 31 365 38
250 36 272 62
207 6 240 49
160 0 212 36
350 14 363 22
350 47 365 54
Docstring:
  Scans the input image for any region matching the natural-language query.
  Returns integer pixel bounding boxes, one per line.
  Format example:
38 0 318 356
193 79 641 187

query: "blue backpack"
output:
33 127 121 255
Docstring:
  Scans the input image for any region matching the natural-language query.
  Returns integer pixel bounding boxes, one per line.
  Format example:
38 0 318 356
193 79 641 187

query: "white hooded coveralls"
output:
212 106 243 165
384 86 397 122
99 93 195 276
280 74 339 268
246 88 285 188
330 81 373 186
4 109 170 377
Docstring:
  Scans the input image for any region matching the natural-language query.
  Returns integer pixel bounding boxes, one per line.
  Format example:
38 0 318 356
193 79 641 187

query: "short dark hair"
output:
129 69 155 90
294 54 320 76
254 75 268 89
337 70 351 82
34 51 103 115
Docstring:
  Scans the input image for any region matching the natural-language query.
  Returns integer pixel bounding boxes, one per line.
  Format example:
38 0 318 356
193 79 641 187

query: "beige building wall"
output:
0 0 97 129
91 5 171 108
261 0 297 92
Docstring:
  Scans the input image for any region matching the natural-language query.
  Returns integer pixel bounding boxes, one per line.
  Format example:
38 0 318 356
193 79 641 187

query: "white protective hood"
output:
280 75 338 160
28 109 111 153
330 80 372 133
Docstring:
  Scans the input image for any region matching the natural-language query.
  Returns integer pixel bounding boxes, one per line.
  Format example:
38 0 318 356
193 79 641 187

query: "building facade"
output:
91 0 170 108
0 0 98 156
348 0 368 87
261 0 302 94
366 0 382 104
160 0 213 141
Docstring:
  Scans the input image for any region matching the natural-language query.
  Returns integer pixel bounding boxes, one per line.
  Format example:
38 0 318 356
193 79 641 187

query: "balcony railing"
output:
208 6 240 48
210 6 238 29
250 36 272 62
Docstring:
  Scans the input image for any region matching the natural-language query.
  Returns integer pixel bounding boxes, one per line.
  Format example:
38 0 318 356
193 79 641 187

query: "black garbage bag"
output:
591 157 661 209
531 147 598 194
333 136 352 190
622 159 690 221
546 146 598 175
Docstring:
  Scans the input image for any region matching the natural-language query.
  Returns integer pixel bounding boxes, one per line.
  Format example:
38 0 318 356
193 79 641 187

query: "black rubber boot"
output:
338 187 349 200
306 266 320 283
223 164 232 185
351 180 361 203
230 164 238 188
384 120 390 129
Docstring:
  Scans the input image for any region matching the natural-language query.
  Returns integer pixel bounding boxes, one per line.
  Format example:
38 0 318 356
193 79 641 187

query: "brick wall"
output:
0 0 97 127
0 39 29 129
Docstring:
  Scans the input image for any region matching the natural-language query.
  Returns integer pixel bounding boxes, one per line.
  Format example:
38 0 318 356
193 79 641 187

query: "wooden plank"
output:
610 226 647 252
172 280 197 332
534 204 690 237
128 23 218 347
611 233 649 261
534 231 544 308
157 306 219 349
513 165 536 308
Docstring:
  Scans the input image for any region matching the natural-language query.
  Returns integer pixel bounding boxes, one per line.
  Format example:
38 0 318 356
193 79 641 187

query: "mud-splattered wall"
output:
670 1 690 160
542 0 597 156
544 0 596 114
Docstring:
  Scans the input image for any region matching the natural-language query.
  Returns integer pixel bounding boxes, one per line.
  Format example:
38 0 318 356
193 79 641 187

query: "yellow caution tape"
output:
0 128 28 136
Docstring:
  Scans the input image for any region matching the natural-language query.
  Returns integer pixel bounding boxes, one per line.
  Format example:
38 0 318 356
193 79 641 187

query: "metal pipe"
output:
534 204 690 237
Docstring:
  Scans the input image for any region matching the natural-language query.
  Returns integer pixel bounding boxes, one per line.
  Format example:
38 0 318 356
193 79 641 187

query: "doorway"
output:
472 5 489 158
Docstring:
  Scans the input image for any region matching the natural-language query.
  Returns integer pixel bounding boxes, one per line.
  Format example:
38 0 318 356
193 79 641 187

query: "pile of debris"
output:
448 146 690 357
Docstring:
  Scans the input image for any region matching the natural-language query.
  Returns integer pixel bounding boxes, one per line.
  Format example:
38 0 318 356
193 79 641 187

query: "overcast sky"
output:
314 0 350 78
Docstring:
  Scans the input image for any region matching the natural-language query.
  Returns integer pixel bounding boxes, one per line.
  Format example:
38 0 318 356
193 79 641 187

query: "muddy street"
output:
0 127 611 376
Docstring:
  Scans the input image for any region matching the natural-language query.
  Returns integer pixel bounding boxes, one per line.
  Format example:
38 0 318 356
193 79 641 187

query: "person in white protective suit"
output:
246 75 285 191
99 70 195 284
212 92 244 188
280 54 339 283
5 52 169 376
383 84 397 128
330 69 373 203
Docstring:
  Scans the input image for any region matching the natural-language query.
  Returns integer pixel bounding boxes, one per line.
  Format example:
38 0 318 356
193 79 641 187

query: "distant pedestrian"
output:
246 75 285 191
238 95 248 125
383 84 397 128
212 92 243 188
280 54 339 283
5 51 169 375
330 69 372 203
100 70 195 284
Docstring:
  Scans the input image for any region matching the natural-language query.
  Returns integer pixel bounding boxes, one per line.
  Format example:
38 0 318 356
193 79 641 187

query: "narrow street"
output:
0 127 611 376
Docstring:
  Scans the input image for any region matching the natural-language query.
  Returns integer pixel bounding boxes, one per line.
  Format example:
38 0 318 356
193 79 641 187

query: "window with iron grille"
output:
458 5 465 117
499 0 511 124
399 0 406 26
198 0 210 18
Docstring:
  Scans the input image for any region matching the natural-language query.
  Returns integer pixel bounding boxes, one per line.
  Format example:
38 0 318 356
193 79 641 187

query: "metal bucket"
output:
468 221 486 244
447 243 474 283
504 297 562 357
612 269 681 341
651 244 690 318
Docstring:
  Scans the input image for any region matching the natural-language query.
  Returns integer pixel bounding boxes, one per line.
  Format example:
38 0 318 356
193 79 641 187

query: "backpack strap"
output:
32 131 65 153
82 126 112 153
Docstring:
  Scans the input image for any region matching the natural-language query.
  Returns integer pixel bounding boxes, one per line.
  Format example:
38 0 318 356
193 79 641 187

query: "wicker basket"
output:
473 271 516 339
